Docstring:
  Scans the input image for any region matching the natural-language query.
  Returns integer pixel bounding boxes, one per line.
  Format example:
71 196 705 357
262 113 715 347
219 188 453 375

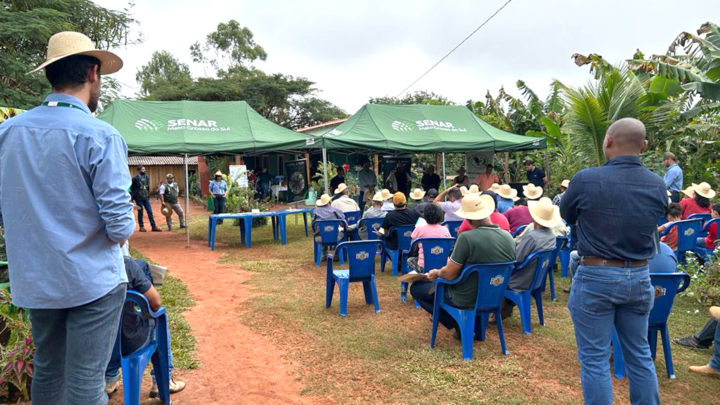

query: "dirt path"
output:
111 200 327 404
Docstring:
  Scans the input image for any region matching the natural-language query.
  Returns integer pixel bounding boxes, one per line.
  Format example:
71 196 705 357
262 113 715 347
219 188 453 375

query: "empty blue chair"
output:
511 224 528 238
313 219 346 267
612 272 691 379
688 213 712 224
400 237 455 303
430 262 516 360
356 217 384 241
442 220 463 238
380 225 415 276
503 249 555 334
659 219 704 263
325 240 382 317
110 291 170 405
696 218 720 261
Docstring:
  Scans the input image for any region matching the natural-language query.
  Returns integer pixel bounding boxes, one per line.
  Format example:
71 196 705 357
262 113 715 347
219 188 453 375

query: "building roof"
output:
127 156 198 166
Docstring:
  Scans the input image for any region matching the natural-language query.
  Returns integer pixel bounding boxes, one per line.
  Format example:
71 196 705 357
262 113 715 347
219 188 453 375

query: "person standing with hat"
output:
210 171 228 224
453 166 470 187
331 183 360 213
662 152 683 203
552 179 570 206
524 159 547 187
680 182 715 219
0 31 135 404
131 165 162 232
560 118 666 404
159 173 186 231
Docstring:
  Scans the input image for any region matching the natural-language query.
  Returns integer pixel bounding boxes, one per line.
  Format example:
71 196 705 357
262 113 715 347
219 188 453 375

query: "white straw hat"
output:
454 193 495 221
561 179 570 188
372 192 384 202
497 184 518 200
316 194 332 206
523 184 543 200
466 184 481 195
409 188 426 200
380 189 393 200
334 183 348 195
528 197 562 228
681 186 695 198
490 183 500 193
692 182 716 199
28 31 123 75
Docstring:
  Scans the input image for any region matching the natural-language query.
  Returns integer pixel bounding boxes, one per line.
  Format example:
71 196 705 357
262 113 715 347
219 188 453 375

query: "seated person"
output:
331 183 360 212
680 182 714 219
433 185 463 222
410 194 515 337
676 307 720 351
658 203 682 250
407 188 425 211
503 184 543 234
414 188 439 217
380 189 395 212
359 192 387 239
312 193 349 244
106 255 186 398
697 203 720 249
380 192 420 251
495 184 518 214
407 204 451 273
689 306 720 378
457 190 510 234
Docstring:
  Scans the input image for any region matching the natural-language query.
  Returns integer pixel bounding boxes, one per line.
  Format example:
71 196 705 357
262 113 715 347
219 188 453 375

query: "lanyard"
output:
42 101 87 113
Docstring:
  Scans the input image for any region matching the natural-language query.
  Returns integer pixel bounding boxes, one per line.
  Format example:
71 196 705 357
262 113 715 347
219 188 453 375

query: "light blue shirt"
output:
663 163 683 192
209 179 228 196
497 197 514 213
0 94 134 309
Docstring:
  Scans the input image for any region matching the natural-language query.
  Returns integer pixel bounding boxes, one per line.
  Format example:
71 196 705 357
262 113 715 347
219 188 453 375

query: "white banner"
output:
229 165 248 188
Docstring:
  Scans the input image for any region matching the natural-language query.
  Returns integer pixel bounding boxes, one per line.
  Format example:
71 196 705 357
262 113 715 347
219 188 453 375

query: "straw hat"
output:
454 193 495 221
528 197 562 228
380 189 393 200
560 179 570 189
161 206 172 217
490 183 500 193
681 186 695 198
497 184 518 200
459 186 469 196
393 192 407 206
467 184 480 195
315 194 332 206
692 182 716 199
372 192 384 202
214 171 223 177
523 184 543 200
334 183 348 195
28 31 123 74
409 188 425 200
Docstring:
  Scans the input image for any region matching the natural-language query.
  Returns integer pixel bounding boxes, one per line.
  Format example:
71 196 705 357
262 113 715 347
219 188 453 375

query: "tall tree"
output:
136 50 192 96
369 90 453 105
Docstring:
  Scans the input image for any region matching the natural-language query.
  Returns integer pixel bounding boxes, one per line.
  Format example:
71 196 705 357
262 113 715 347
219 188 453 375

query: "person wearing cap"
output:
414 188 438 217
380 192 420 251
411 194 515 335
560 118 667 404
457 190 510 234
662 152 683 203
131 165 162 232
680 182 715 219
453 166 470 187
407 188 425 210
380 188 395 212
552 179 570 206
524 159 547 187
210 171 229 224
421 165 441 191
495 184 518 213
433 184 463 222
0 31 136 403
504 184 543 234
312 194 348 248
159 173 186 231
331 183 360 213
474 164 500 191
329 167 345 195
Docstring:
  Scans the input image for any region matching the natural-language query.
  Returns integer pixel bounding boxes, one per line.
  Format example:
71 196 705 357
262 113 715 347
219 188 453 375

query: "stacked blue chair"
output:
430 262 516 360
612 272 691 379
511 224 528 238
659 218 704 263
313 219 346 267
325 240 382 317
344 210 362 240
110 291 170 405
442 220 463 238
380 225 415 276
503 249 555 334
399 237 455 303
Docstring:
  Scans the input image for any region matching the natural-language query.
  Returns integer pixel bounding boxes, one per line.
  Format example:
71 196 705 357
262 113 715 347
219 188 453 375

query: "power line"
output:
395 0 513 97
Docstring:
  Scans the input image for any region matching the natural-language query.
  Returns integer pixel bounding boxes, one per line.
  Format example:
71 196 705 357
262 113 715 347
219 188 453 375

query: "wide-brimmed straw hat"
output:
409 188 425 200
528 197 562 228
334 183 348 195
372 192 384 202
467 184 480 195
161 206 172 217
561 179 570 189
523 184 543 200
490 183 500 193
455 193 495 221
316 194 332 206
214 171 223 177
380 189 393 200
692 182 716 199
459 186 469 196
28 31 123 75
681 186 695 198
497 184 518 200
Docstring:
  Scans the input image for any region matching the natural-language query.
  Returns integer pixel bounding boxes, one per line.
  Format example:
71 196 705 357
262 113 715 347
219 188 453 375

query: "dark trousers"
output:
136 198 157 229
214 196 226 224
410 281 458 330
695 318 718 347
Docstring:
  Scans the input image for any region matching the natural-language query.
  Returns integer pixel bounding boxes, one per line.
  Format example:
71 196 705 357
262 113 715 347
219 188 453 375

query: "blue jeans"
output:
29 283 126 405
710 317 720 371
568 265 659 405
136 198 157 229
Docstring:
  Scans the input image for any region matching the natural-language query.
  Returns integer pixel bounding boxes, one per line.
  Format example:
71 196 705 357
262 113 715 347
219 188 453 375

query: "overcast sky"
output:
95 0 719 115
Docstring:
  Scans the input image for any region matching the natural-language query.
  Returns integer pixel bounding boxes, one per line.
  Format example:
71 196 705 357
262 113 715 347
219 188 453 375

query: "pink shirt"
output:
457 212 510 234
504 206 533 234
410 224 451 268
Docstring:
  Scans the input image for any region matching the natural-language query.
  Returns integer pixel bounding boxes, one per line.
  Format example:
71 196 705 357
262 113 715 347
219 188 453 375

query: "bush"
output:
0 289 33 402
680 251 720 306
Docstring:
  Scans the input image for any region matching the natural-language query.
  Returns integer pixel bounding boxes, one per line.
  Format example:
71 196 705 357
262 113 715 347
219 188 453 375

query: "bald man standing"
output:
561 118 666 405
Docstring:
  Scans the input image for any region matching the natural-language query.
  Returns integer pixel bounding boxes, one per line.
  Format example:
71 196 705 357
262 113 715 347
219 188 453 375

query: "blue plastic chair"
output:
430 262 516 360
541 237 567 302
357 217 384 241
313 219 346 267
344 210 362 239
659 219 704 263
656 216 668 227
380 225 415 276
110 291 170 405
442 220 463 238
503 249 555 334
559 227 573 278
511 224 528 238
400 237 455 303
325 240 382 317
688 213 712 224
612 272 691 379
696 218 720 260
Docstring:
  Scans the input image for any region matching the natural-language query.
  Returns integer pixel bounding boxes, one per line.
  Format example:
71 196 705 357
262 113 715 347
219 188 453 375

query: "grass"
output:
185 213 718 403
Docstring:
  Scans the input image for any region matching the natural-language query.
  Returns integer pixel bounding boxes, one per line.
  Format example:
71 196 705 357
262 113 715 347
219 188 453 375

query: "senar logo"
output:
415 119 468 132
430 246 444 255
134 118 159 131
391 120 413 132
355 251 370 261
490 275 504 287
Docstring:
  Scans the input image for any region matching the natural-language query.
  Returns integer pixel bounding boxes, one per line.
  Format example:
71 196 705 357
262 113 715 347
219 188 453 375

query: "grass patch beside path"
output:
187 213 718 404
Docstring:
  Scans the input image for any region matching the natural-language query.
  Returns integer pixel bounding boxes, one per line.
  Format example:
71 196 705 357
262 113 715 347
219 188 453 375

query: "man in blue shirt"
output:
561 118 667 404
524 159 547 187
663 152 683 203
0 32 135 404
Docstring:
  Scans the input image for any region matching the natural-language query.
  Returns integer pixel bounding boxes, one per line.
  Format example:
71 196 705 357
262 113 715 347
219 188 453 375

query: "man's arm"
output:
158 185 165 204
143 285 162 311
434 184 457 203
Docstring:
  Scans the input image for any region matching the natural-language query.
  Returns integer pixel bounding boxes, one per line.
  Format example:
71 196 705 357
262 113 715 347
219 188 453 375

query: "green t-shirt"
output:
447 224 516 308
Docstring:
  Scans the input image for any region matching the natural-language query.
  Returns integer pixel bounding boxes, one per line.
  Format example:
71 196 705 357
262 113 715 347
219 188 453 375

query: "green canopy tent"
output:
314 103 547 192
98 99 315 245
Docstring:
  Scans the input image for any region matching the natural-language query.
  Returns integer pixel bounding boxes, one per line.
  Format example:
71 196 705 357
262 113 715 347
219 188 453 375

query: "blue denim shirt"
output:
0 94 134 309
663 163 683 192
209 179 228 196
560 155 667 261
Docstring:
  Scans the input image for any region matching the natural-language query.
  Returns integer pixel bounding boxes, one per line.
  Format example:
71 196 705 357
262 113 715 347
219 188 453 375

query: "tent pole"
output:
184 153 190 248
322 147 329 194
442 152 447 190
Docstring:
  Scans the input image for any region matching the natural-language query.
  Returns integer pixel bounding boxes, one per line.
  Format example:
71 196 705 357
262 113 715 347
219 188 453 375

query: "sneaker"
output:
151 227 163 232
139 228 147 232
150 378 186 398
689 364 720 378
104 380 119 395
673 335 709 349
